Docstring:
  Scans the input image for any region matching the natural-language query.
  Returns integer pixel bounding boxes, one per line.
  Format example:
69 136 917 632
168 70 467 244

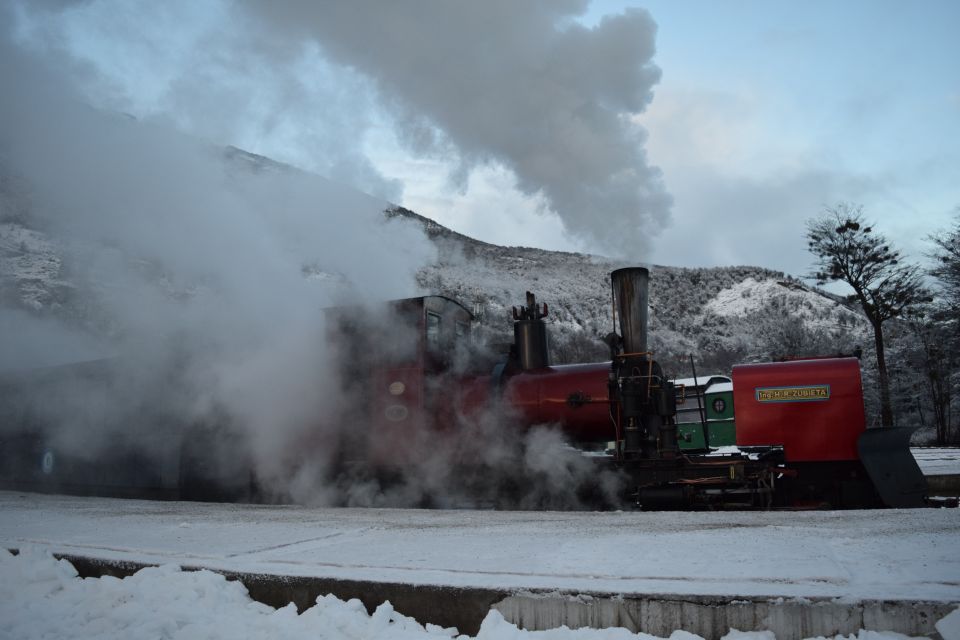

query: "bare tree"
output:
806 203 929 427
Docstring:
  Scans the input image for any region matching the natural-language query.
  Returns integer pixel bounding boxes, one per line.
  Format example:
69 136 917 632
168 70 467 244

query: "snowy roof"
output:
706 381 733 394
672 375 731 389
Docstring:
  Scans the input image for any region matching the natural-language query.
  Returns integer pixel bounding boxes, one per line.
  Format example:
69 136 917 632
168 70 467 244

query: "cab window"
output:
426 312 441 349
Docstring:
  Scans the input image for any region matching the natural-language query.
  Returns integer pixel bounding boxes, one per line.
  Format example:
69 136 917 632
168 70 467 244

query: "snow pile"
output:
0 547 459 640
0 547 948 640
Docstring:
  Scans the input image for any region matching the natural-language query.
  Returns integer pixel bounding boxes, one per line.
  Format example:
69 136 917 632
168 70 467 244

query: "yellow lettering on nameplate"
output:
755 385 830 403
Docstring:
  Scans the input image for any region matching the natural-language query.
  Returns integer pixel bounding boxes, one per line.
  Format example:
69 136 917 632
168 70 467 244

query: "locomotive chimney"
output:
513 291 549 370
611 267 649 355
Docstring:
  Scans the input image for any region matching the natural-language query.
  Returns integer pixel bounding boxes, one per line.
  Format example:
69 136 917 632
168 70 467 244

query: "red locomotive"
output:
0 267 929 509
315 267 927 509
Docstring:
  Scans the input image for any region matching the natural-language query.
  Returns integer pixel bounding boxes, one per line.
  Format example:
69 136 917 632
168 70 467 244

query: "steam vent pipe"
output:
611 267 649 355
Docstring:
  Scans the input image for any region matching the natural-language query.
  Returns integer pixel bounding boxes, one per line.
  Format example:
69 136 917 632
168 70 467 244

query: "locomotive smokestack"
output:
513 291 549 370
611 267 649 355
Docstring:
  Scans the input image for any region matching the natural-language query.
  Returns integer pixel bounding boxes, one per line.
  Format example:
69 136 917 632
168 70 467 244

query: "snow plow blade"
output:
857 427 927 508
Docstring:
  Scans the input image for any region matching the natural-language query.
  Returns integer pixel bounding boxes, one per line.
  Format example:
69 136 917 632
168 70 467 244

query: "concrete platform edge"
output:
10 549 956 639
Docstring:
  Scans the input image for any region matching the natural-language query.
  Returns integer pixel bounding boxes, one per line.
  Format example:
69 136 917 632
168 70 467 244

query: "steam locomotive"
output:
0 267 929 509
327 267 927 509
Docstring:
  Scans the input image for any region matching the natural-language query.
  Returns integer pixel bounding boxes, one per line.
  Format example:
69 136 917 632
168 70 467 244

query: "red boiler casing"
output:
732 358 866 462
501 363 613 443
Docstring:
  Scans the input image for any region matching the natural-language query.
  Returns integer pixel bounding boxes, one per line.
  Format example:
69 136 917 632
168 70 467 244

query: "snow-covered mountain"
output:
0 147 868 378
386 206 866 372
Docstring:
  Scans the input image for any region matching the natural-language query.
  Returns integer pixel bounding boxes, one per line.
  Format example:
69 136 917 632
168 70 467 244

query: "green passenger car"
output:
702 381 736 447
676 379 737 450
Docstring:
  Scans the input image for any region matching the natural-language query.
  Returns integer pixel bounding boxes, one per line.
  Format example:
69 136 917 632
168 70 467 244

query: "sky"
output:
602 0 960 274
6 0 959 278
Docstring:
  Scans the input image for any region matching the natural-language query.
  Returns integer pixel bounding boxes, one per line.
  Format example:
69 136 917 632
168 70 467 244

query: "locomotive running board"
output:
857 427 927 508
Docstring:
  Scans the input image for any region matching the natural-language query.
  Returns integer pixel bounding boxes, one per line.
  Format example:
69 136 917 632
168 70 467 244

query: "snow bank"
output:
0 547 456 640
0 548 949 640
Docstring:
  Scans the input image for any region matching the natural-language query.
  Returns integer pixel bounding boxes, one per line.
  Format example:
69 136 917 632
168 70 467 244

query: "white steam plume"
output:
247 0 672 258
0 5 629 509
13 0 671 259
0 24 434 490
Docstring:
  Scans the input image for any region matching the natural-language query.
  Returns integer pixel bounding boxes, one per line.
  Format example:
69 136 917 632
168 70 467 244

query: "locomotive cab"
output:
327 296 474 468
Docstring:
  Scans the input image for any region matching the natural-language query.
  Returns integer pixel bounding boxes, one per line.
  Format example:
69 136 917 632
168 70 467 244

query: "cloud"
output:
651 165 879 274
637 84 918 275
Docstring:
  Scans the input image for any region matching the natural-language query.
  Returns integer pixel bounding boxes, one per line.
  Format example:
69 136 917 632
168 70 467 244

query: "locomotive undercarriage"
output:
616 453 778 510
607 453 894 510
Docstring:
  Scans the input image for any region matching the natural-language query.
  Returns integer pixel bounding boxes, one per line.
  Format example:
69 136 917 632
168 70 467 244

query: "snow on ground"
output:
1 491 959 604
0 547 950 640
912 448 960 476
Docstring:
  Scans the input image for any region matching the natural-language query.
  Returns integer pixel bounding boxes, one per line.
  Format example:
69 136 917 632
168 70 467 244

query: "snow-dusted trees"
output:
901 311 957 444
914 211 960 444
929 211 960 321
806 203 930 427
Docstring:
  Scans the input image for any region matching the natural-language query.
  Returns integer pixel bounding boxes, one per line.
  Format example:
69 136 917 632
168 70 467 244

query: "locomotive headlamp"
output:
388 381 406 396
